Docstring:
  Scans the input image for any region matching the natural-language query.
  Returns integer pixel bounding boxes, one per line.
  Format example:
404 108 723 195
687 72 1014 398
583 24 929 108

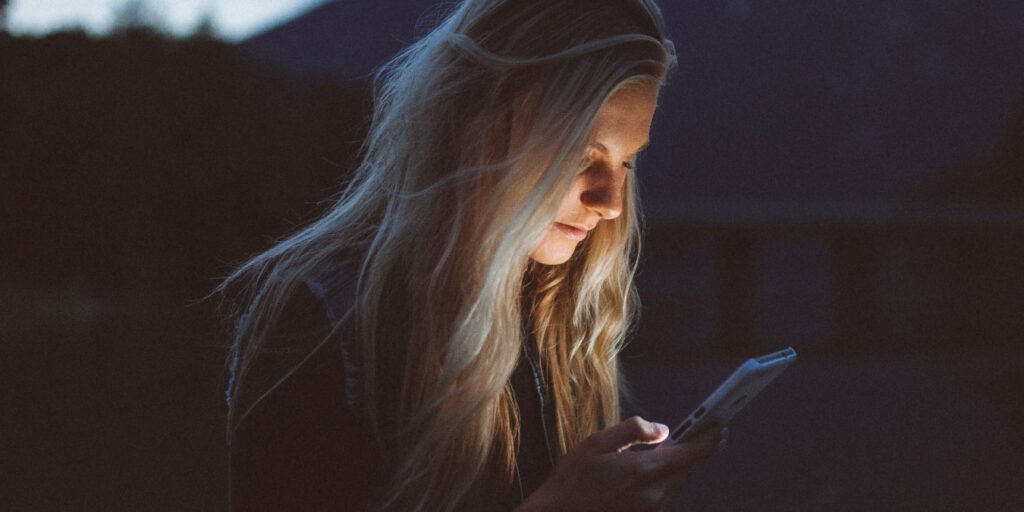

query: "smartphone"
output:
663 347 797 445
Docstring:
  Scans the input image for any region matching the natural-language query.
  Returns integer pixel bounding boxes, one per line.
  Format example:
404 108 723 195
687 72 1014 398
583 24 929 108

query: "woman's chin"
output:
529 240 578 266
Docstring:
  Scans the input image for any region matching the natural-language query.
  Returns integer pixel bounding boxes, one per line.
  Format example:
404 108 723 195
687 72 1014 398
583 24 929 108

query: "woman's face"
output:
529 81 659 265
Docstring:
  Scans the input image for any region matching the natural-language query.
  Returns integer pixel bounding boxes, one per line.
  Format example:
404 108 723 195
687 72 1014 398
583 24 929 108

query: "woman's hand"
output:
516 416 726 512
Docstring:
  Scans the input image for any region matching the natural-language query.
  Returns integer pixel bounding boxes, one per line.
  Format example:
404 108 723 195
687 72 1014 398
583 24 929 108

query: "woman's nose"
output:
579 167 625 220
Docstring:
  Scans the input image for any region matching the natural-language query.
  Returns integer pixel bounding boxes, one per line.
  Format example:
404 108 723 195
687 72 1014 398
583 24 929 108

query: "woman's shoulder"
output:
231 259 362 431
229 262 381 510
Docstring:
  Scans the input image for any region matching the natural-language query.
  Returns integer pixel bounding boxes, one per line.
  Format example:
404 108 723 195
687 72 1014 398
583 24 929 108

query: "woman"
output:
218 0 725 510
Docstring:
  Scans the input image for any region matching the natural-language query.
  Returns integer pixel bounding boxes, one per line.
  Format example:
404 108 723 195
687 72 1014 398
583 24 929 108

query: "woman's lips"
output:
554 222 588 241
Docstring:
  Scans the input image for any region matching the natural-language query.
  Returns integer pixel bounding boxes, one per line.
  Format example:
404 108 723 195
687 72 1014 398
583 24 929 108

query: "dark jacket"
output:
228 268 557 511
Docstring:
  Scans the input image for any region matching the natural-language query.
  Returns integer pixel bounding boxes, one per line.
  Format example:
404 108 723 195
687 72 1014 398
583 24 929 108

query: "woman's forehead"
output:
589 83 658 155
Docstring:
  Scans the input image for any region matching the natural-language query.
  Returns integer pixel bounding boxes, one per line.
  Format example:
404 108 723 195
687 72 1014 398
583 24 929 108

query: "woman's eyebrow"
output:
589 140 650 156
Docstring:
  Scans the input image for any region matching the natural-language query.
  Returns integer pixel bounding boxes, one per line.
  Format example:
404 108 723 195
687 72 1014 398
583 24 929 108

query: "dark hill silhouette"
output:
241 0 1024 215
0 29 370 296
240 0 442 82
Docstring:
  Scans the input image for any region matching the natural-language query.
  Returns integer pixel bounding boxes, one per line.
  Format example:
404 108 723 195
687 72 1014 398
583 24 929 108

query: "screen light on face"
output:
529 82 658 265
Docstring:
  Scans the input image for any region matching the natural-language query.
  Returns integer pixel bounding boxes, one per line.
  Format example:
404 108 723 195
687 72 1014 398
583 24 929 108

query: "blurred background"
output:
2 0 1023 510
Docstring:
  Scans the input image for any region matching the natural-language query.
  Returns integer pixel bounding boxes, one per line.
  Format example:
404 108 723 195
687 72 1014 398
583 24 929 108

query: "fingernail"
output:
655 423 669 437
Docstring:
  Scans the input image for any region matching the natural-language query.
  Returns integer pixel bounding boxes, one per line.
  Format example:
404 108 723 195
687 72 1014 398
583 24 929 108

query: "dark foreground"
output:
4 293 1023 511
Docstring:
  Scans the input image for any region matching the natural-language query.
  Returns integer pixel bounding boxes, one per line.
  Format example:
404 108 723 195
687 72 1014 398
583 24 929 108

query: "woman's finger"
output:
647 426 726 476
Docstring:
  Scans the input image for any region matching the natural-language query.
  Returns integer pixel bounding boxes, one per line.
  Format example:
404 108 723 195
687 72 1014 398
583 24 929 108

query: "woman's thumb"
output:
589 416 669 453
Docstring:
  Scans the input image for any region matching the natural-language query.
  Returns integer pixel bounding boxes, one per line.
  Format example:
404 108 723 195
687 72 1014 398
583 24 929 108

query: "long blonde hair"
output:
218 0 675 510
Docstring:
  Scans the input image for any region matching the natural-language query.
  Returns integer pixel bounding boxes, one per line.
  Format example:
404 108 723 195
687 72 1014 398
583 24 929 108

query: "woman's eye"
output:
622 161 634 170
